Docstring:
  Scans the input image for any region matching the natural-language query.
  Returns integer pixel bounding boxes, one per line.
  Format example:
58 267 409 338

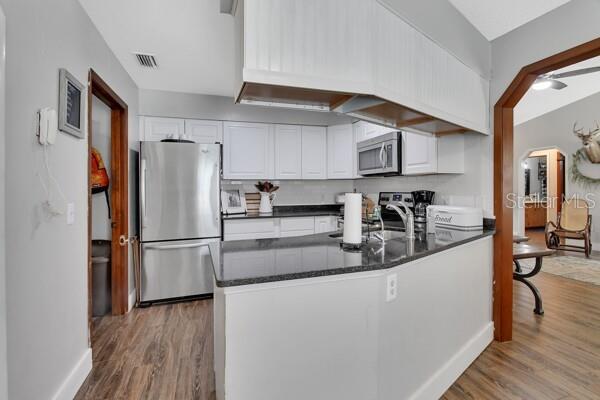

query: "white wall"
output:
514 90 600 241
91 96 112 240
378 0 491 79
0 5 7 400
139 89 352 126
0 0 139 399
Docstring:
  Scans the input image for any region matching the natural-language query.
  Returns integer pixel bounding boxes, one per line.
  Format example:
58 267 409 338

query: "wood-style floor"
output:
74 300 216 400
76 247 600 399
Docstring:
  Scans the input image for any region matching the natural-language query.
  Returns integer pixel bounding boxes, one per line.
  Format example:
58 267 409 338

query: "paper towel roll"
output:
343 193 363 245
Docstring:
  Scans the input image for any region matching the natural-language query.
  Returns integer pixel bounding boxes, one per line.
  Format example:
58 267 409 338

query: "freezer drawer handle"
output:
144 243 210 250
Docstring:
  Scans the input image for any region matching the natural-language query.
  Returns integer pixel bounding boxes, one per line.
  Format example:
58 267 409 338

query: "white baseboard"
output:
408 322 494 400
128 289 136 312
51 348 92 400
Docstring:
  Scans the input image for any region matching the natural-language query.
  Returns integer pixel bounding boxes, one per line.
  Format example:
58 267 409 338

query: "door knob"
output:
119 235 129 246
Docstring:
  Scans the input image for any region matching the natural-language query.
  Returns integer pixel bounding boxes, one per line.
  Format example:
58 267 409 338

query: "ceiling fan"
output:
532 66 600 90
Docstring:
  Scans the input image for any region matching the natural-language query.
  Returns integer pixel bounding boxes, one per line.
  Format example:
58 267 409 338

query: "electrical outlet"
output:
67 202 75 225
386 273 397 302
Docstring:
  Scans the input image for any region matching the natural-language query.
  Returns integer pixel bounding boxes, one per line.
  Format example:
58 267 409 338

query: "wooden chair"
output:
545 198 592 257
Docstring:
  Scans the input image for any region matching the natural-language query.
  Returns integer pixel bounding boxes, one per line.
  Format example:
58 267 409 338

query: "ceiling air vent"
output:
134 53 158 68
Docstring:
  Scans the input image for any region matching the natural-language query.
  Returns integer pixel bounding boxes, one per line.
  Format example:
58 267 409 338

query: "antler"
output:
573 122 586 139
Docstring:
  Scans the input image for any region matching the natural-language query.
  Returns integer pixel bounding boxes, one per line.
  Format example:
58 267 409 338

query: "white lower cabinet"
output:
314 216 338 233
327 124 355 179
279 217 316 237
224 216 334 241
223 218 279 241
402 131 438 175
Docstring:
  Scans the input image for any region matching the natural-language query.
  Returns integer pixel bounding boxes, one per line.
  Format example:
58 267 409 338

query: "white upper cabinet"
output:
402 131 437 175
354 121 397 144
142 117 185 141
223 122 274 180
327 124 354 179
274 124 303 179
142 117 223 143
184 119 223 143
301 126 327 179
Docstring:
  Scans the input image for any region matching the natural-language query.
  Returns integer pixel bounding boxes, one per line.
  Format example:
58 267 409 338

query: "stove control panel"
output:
378 192 414 209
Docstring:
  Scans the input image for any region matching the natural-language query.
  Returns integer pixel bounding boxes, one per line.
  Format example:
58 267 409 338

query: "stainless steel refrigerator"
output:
139 142 221 303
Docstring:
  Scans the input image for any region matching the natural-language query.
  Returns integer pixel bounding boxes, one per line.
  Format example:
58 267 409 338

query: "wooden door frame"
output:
87 69 129 321
493 37 600 342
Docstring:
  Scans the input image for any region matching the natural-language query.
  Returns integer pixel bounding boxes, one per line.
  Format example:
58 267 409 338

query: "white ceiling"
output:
515 55 600 126
448 0 572 40
78 0 235 96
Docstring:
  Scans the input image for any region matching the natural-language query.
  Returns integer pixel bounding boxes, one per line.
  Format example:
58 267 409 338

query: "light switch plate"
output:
67 202 75 225
386 273 397 302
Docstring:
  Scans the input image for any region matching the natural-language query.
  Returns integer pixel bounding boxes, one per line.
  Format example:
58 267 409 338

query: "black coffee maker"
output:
411 190 435 223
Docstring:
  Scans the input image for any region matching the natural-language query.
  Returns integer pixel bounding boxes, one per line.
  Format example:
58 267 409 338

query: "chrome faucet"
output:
386 202 415 239
372 205 385 242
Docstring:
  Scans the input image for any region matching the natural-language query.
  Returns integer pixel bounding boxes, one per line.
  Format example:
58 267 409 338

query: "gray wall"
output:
380 0 491 78
0 5 6 400
0 0 139 399
491 0 600 105
514 90 600 242
139 89 352 126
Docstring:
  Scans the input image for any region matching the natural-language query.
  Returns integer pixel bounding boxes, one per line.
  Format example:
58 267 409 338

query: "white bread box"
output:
427 206 483 231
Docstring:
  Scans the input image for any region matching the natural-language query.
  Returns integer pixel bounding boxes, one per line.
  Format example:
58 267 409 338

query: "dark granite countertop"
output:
222 204 341 220
209 227 495 287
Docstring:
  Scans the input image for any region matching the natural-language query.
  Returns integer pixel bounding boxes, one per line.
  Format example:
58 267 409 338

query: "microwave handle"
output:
379 144 386 168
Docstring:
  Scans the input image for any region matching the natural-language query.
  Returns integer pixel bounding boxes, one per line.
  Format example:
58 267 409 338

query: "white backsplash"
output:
222 180 354 206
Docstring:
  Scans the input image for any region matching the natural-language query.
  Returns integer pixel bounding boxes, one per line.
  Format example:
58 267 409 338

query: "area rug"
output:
519 256 600 286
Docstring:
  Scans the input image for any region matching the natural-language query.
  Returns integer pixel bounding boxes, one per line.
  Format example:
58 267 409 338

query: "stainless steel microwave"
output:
357 131 402 176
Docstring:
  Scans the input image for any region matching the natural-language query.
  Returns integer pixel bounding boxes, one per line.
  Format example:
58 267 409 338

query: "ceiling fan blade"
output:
551 66 600 79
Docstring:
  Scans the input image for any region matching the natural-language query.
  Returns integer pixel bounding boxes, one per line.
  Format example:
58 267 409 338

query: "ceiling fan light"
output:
532 79 553 91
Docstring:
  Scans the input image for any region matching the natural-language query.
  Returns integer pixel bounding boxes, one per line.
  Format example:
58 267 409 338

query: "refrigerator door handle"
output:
144 242 210 250
140 158 147 228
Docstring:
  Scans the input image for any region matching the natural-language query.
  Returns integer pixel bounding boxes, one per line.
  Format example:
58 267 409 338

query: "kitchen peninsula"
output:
210 227 494 400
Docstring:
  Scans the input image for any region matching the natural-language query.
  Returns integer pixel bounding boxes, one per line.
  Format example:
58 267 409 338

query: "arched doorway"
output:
493 37 600 341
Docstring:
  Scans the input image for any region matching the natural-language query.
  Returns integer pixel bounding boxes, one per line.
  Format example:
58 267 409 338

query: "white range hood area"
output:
232 0 491 136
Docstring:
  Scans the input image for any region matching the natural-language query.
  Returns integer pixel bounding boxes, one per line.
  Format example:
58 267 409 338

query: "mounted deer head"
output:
574 121 600 163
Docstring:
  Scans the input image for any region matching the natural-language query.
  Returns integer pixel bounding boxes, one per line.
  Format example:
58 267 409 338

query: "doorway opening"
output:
493 37 600 342
518 148 566 242
87 69 129 339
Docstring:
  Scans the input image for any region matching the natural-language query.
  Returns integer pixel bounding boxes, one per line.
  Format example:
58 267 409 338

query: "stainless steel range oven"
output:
356 131 402 176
